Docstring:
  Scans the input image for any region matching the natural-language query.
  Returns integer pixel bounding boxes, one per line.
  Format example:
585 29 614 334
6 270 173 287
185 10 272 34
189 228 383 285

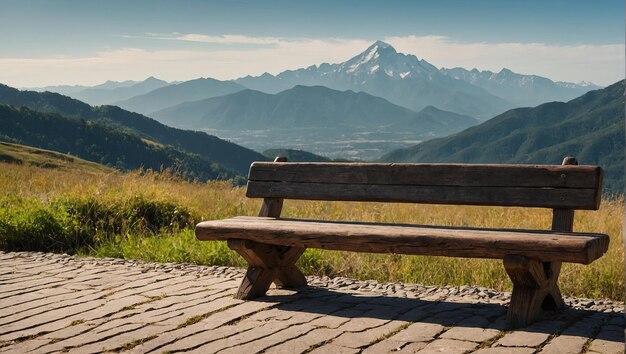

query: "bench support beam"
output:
504 255 563 328
228 239 307 299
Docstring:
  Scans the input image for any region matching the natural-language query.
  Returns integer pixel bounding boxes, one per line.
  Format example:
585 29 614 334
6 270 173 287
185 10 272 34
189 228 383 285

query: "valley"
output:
204 127 424 160
3 41 620 189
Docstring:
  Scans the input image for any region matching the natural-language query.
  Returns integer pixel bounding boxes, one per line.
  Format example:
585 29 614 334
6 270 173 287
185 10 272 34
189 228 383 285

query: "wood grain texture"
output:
504 255 564 329
227 238 307 299
197 216 609 264
248 162 602 188
551 157 578 233
257 156 288 218
246 181 601 209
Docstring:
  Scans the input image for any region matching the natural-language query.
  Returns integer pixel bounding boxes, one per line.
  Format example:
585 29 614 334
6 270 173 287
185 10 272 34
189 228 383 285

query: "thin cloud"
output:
1 35 622 87
130 32 284 45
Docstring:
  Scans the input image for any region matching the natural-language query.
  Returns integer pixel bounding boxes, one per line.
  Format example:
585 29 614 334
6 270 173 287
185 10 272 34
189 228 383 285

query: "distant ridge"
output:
151 85 478 136
71 77 170 106
114 77 245 115
439 67 602 107
381 80 624 192
0 83 267 175
0 104 241 181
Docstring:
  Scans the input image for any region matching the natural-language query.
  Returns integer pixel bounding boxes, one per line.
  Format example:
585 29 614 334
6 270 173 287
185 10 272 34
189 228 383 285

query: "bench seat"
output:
196 216 609 265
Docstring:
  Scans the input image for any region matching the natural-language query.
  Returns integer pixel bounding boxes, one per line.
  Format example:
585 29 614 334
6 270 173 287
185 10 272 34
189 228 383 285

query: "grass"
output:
0 161 623 301
0 142 113 174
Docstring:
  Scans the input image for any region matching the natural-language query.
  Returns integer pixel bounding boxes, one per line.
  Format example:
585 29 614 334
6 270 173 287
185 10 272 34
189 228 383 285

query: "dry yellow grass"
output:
1 162 623 300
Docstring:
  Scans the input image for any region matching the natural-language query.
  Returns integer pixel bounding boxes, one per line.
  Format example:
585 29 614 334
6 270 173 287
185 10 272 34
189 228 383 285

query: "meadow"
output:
0 162 623 301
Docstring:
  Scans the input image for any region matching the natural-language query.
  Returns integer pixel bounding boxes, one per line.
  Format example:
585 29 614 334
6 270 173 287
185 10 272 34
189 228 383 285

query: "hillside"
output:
0 141 113 174
0 83 267 174
381 81 625 192
0 105 242 182
114 77 245 115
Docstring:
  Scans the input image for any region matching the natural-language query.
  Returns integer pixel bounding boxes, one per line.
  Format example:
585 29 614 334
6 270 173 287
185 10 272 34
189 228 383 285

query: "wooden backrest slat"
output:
249 162 602 188
246 162 603 210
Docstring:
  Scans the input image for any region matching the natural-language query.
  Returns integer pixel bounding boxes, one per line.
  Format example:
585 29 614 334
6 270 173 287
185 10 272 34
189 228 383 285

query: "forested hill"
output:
381 80 625 192
0 105 241 182
0 84 267 174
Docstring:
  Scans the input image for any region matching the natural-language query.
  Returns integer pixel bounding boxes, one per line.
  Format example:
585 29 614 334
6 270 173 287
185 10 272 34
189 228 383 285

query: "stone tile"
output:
587 338 626 354
66 323 176 353
333 320 408 348
130 300 277 353
440 326 500 343
396 341 427 353
187 321 294 353
34 322 144 353
388 322 445 343
539 335 589 354
417 338 477 353
308 344 360 354
0 338 49 353
496 330 551 347
474 348 535 354
0 297 108 342
361 339 407 354
0 276 67 297
264 327 340 354
219 323 318 354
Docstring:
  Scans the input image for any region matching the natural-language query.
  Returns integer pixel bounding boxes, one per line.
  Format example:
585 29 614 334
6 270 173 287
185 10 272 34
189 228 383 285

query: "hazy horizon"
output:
0 0 623 87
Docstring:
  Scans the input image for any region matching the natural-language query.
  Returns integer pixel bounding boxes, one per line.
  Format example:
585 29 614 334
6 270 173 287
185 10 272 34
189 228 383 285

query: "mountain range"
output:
0 84 267 176
26 79 141 96
151 85 478 134
113 77 245 115
235 41 511 119
27 41 601 125
149 84 479 160
381 80 624 192
439 67 602 108
70 77 170 106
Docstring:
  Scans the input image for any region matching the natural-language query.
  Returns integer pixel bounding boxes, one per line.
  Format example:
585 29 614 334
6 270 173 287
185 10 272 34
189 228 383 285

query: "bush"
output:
0 203 68 252
0 195 196 254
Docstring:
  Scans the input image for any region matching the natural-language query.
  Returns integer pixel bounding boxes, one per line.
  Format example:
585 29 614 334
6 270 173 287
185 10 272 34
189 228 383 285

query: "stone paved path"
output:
0 252 623 354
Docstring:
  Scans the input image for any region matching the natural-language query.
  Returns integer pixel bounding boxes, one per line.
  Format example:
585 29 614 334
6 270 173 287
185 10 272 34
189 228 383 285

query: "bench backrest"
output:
246 161 603 210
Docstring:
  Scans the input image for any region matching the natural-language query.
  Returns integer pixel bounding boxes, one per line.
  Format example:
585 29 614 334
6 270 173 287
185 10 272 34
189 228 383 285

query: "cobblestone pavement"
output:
0 252 623 354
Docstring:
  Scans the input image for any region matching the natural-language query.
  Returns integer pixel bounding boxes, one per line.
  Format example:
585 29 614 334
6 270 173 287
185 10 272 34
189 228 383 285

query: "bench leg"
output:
503 255 564 329
227 239 307 300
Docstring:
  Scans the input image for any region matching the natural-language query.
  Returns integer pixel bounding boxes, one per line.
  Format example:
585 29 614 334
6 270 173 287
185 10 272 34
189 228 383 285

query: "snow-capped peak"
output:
341 40 439 80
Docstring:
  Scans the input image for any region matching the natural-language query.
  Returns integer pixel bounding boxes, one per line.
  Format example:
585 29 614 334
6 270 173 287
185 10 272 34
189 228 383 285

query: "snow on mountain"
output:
440 67 603 107
235 41 512 119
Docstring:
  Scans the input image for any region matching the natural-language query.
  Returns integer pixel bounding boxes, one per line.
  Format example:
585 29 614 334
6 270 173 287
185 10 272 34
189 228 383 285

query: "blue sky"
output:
0 0 623 87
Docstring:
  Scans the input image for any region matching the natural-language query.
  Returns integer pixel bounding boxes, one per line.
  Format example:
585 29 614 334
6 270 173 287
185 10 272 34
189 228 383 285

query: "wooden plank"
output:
196 216 609 264
248 162 603 189
246 181 601 210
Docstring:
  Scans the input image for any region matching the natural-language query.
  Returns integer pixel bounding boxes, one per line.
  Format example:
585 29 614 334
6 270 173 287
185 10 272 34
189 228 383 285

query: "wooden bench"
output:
196 156 609 328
